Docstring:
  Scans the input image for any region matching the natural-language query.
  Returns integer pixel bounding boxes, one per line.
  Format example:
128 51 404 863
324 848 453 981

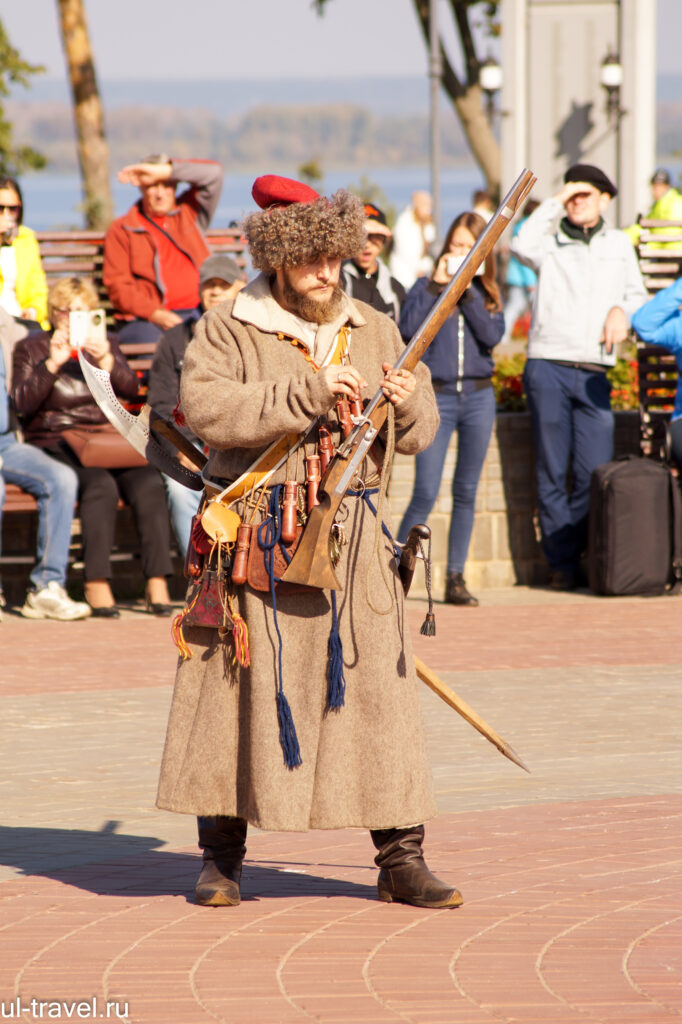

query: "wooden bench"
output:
637 343 678 461
37 226 247 399
1 228 246 601
636 218 682 293
635 219 682 460
37 226 247 314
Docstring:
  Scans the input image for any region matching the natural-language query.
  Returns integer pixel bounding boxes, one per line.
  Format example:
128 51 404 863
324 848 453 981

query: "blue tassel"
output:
277 691 302 769
326 590 346 709
260 486 303 770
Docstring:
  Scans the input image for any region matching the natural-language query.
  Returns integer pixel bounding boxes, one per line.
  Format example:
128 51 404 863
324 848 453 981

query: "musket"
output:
281 167 536 590
77 351 207 490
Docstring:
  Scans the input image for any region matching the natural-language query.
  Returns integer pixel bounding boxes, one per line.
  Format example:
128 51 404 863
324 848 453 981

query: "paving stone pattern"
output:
1 587 681 1023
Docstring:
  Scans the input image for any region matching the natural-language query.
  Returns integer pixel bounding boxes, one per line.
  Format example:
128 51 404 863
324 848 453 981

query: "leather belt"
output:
548 359 608 373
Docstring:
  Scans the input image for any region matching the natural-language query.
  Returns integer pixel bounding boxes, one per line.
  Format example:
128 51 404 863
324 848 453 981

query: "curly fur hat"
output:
244 188 367 272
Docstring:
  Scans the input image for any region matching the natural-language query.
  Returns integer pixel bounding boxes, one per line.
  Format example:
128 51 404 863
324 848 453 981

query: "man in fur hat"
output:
156 175 462 911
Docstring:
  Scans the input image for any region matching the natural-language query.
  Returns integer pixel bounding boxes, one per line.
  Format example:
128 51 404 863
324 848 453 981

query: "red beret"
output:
252 175 320 210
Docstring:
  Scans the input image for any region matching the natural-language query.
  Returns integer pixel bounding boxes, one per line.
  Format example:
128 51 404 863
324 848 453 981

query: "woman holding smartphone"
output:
397 211 504 606
11 276 173 617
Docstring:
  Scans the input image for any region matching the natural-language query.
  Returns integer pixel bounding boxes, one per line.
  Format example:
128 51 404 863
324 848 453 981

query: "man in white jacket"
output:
512 163 648 590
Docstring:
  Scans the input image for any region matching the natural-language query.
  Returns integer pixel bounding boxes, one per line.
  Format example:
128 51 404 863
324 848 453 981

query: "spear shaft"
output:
414 655 530 773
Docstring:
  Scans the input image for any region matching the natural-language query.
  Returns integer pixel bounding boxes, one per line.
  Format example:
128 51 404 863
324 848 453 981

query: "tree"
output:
312 0 502 194
56 0 113 228
298 159 325 188
0 19 46 174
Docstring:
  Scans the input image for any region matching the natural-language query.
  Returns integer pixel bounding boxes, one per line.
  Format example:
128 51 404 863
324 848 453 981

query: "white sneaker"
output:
21 582 92 621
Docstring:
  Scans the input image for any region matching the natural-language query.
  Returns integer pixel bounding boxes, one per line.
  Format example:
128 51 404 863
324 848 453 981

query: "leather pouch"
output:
246 524 312 595
183 569 233 629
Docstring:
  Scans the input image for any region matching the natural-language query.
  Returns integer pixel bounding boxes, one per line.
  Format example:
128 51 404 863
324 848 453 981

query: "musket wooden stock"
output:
282 168 537 590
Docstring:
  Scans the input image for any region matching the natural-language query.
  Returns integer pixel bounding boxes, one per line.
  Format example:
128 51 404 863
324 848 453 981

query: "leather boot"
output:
370 825 463 909
444 572 479 606
195 815 247 907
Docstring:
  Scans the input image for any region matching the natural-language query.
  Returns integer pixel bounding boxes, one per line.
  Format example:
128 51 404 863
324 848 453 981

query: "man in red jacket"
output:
103 155 223 346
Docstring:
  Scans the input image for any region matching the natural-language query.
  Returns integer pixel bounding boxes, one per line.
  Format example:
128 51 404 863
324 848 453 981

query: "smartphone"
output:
69 309 106 349
446 255 461 276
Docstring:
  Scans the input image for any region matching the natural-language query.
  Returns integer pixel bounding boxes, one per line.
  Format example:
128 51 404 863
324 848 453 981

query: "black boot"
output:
370 825 463 909
195 815 247 907
445 572 479 606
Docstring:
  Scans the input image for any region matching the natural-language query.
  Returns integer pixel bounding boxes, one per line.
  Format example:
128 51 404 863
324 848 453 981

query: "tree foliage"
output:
312 0 502 193
0 19 47 174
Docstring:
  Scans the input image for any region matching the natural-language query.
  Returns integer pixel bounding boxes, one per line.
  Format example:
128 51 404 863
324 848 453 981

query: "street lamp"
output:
600 50 624 121
479 55 503 121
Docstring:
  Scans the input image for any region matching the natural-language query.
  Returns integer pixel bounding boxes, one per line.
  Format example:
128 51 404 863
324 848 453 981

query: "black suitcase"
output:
587 456 682 596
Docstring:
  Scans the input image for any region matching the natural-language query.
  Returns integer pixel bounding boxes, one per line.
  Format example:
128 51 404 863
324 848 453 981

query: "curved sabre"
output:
78 351 206 490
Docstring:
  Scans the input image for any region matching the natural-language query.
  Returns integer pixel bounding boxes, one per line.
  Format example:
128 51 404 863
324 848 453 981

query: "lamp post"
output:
600 51 624 121
600 50 625 223
479 55 503 122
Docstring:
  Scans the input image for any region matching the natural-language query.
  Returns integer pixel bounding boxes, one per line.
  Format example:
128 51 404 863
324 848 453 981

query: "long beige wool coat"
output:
157 276 441 831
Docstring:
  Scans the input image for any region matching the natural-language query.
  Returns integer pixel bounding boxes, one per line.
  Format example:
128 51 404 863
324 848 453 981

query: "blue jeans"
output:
163 472 201 554
0 436 78 591
398 386 496 574
523 359 614 570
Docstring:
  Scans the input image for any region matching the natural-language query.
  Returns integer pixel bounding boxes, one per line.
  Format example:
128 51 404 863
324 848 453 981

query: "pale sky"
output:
3 0 680 83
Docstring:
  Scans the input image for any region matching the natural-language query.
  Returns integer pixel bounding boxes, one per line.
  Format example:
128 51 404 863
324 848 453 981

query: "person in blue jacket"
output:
397 211 504 605
631 276 682 465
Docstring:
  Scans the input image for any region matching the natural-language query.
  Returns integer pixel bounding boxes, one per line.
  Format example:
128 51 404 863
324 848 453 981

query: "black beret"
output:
564 163 618 198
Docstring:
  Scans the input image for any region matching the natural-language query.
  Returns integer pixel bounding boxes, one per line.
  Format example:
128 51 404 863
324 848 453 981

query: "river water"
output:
19 166 486 238
21 161 682 238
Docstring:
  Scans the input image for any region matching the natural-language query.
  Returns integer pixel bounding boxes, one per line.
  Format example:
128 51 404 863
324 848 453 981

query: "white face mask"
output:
446 253 485 277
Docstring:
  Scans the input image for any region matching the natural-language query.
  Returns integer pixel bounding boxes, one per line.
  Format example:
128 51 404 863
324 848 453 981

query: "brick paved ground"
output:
1 587 681 1024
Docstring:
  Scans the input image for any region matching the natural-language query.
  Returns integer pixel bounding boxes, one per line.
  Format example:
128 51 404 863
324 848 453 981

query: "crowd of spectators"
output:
1 154 681 620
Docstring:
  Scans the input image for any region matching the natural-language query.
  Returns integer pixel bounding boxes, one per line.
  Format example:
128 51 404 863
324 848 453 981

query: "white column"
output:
501 0 529 198
619 0 657 225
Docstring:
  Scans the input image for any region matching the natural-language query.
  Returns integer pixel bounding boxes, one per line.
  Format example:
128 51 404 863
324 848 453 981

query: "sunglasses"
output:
0 204 20 215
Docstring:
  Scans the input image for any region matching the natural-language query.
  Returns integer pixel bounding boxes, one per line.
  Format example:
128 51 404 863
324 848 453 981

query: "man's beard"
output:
281 273 345 324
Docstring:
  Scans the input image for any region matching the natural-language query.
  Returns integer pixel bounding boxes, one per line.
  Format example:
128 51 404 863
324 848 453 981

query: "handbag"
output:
62 422 148 469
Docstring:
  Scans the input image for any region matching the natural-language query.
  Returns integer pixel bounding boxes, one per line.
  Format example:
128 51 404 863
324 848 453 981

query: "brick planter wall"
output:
388 410 640 598
2 411 640 605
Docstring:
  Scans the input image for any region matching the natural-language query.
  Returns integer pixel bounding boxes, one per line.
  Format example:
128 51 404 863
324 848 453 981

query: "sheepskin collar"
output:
232 273 366 360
